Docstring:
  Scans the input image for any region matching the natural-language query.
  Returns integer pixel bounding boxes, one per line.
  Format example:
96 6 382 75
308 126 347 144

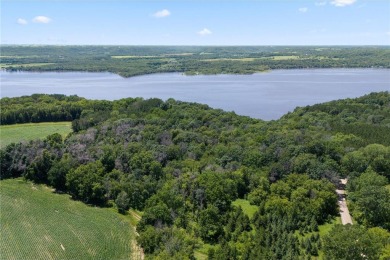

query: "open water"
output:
1 69 389 120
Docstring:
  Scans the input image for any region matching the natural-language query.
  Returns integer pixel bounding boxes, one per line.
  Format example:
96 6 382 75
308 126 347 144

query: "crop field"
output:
202 57 258 62
0 178 135 260
111 55 160 59
0 63 55 69
0 122 72 148
270 55 300 60
0 55 41 59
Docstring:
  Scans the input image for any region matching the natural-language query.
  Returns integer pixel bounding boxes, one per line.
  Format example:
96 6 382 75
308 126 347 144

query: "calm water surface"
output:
1 69 389 120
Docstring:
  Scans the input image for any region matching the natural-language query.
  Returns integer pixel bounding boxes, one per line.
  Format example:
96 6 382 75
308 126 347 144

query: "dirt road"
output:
336 179 352 225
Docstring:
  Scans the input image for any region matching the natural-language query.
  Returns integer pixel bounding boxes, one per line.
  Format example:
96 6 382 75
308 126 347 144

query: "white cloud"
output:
386 31 390 36
330 0 356 7
299 7 308 13
17 18 28 25
315 1 327 6
153 9 171 18
198 28 212 36
32 16 52 23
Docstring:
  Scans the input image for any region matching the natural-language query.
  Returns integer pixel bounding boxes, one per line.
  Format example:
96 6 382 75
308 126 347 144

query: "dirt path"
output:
130 211 142 222
129 210 144 260
130 236 144 260
336 179 353 225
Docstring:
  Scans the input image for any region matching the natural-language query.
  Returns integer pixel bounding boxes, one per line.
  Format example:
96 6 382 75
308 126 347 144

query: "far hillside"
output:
1 46 389 77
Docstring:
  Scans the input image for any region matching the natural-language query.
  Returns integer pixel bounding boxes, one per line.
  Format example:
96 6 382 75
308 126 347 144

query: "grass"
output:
111 53 194 59
0 55 41 59
194 244 213 260
194 251 208 260
232 199 258 219
293 217 341 260
194 243 214 260
162 53 193 56
0 178 135 260
271 55 300 60
202 56 304 62
0 122 72 148
0 63 55 68
128 209 143 227
202 58 257 62
316 217 342 259
318 217 341 237
111 55 160 59
193 198 258 260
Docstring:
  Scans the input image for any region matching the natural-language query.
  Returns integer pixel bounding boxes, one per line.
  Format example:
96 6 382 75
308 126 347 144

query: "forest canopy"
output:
1 92 390 259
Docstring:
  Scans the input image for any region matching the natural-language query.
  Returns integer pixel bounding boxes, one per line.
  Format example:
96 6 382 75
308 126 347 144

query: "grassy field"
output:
232 199 258 219
202 58 258 62
0 63 55 69
271 55 300 60
318 217 341 236
111 53 193 59
0 178 136 260
111 55 160 59
0 122 72 148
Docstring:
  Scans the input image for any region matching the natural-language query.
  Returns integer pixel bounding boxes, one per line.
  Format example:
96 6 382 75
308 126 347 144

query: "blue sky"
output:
1 0 389 45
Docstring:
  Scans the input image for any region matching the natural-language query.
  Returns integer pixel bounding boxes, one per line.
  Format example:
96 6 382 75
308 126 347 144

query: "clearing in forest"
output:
0 122 72 148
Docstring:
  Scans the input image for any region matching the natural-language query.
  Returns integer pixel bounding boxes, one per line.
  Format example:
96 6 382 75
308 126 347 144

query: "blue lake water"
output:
1 69 389 120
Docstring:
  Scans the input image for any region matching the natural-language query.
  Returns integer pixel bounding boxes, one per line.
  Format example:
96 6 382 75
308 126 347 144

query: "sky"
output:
1 0 390 45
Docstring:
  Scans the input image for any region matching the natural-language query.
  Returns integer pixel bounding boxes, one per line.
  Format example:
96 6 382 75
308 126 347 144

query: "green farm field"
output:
0 178 136 260
0 122 72 148
0 63 55 69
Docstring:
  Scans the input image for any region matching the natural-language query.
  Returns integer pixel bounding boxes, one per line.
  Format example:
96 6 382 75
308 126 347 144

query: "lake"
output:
1 69 389 120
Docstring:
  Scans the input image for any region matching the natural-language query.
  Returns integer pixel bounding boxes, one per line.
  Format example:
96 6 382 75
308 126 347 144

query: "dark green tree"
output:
48 153 75 191
198 205 224 243
25 149 54 183
323 224 383 260
115 191 130 214
66 161 106 204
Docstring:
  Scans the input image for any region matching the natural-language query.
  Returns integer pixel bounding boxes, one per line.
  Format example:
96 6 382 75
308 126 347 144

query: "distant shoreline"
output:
2 45 389 78
2 67 389 79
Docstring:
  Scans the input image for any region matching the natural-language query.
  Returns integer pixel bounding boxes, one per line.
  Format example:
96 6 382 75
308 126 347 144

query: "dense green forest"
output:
1 92 390 259
1 46 390 77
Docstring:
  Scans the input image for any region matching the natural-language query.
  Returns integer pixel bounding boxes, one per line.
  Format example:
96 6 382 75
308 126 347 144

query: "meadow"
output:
232 199 258 219
0 122 72 148
0 178 136 260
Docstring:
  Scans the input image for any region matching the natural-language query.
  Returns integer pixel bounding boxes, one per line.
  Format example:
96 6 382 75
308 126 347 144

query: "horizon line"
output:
2 44 390 47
